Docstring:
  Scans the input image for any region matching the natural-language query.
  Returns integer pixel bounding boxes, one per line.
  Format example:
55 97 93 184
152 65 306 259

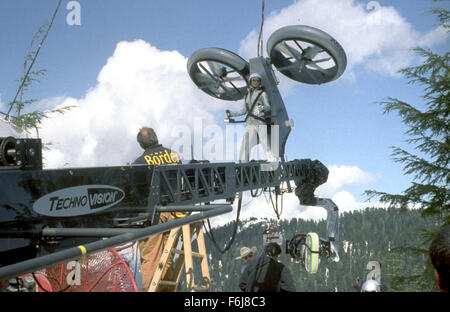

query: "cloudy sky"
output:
0 0 448 226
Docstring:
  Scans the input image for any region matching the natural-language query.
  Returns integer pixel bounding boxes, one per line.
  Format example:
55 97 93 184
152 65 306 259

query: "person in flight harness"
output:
226 73 275 165
133 127 181 292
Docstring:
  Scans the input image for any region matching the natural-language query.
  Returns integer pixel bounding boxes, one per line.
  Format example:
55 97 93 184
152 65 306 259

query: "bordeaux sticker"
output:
33 185 125 217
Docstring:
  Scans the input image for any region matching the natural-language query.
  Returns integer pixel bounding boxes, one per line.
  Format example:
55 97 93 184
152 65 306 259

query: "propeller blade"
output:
277 62 302 72
221 76 245 83
279 42 304 62
306 61 329 75
304 66 321 84
293 40 305 53
312 57 331 64
303 45 324 60
206 61 226 78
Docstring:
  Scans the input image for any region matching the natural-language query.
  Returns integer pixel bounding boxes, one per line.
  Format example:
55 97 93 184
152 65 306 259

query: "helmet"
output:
361 279 381 292
249 73 262 81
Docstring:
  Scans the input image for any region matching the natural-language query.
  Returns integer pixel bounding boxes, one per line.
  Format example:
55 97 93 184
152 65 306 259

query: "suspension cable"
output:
257 0 265 57
203 192 243 254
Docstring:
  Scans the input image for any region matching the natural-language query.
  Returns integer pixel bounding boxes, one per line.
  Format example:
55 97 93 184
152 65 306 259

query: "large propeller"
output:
187 48 249 101
187 25 347 102
267 25 347 84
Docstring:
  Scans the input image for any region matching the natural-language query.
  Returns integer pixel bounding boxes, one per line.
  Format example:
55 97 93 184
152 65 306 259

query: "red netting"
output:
35 248 138 292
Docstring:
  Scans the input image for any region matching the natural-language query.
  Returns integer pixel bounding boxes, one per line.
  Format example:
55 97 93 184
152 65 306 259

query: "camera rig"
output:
0 136 339 281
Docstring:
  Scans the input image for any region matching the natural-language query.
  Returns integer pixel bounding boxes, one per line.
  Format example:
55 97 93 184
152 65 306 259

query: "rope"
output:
203 192 243 254
257 0 265 57
267 187 283 220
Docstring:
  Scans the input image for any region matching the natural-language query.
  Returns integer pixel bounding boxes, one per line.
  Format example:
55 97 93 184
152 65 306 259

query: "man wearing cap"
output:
235 246 258 274
226 73 274 164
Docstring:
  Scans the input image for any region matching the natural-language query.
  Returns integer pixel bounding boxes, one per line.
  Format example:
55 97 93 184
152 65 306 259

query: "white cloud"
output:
418 25 448 47
39 40 223 168
316 164 378 198
0 117 27 138
331 190 367 212
30 1 418 226
210 164 381 227
239 0 448 80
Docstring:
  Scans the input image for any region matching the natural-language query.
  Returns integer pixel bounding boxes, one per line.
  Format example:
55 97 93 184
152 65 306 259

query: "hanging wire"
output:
267 184 286 221
203 192 243 254
32 271 71 292
257 0 265 57
6 0 62 119
250 187 263 197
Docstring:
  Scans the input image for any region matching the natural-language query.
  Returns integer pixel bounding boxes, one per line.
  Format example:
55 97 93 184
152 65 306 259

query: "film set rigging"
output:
0 0 348 291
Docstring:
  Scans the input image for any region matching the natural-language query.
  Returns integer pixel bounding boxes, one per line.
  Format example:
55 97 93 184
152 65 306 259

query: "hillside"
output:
183 207 441 292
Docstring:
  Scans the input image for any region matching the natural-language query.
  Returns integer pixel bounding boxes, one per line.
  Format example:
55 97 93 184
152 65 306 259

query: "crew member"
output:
235 246 257 274
133 127 181 166
239 242 296 292
133 127 181 292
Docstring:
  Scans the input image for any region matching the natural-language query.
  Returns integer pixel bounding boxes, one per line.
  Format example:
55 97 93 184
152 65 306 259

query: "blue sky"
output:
0 0 448 223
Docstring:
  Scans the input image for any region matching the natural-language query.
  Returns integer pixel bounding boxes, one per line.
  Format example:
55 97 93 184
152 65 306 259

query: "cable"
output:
268 187 283 220
32 271 71 292
257 0 265 57
6 0 62 119
250 187 263 197
203 192 243 254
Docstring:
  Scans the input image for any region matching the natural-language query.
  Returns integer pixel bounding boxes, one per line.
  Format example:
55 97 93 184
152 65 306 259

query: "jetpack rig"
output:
187 25 346 272
0 25 347 283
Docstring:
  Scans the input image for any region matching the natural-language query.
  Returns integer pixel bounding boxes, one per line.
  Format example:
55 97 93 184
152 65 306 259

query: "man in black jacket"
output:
133 127 181 291
239 242 296 292
133 127 181 165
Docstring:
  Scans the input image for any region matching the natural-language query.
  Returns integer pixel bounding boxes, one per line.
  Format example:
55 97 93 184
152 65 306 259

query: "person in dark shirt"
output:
133 127 181 291
133 127 181 165
239 242 296 292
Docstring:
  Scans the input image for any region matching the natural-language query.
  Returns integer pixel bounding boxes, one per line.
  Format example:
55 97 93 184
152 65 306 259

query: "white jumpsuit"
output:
228 86 275 163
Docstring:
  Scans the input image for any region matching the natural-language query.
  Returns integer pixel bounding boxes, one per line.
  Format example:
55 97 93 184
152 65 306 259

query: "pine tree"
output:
366 12 449 223
2 1 75 137
365 4 449 291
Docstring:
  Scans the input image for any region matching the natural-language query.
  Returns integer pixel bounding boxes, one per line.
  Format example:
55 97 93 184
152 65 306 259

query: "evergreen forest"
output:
182 207 442 292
